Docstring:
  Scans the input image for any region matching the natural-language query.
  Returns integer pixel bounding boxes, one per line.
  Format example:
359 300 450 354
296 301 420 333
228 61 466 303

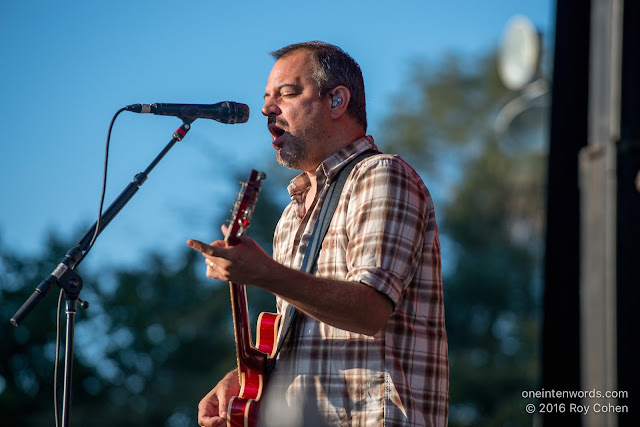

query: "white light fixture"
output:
498 15 541 91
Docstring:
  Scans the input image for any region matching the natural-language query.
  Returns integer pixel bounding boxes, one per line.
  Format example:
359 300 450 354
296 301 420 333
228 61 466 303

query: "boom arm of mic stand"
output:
10 122 192 327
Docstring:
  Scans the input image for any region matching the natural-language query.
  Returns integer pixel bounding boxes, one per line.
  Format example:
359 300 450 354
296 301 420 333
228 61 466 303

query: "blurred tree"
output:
1 232 110 426
0 172 284 427
379 51 547 426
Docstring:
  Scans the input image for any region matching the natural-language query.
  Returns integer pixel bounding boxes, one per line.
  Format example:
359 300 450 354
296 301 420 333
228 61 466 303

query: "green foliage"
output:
383 53 511 174
443 144 543 427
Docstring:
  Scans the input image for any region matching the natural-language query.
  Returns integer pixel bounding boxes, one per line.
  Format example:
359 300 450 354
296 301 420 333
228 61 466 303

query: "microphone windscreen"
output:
234 103 250 124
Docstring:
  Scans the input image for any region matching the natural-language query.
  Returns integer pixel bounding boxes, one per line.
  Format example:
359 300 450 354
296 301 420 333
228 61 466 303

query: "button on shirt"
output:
267 136 449 426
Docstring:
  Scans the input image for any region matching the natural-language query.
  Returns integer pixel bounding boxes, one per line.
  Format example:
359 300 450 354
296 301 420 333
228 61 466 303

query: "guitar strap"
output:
266 149 379 375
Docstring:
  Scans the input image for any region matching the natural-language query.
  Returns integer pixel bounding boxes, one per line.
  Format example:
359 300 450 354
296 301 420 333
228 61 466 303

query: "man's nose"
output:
262 98 281 117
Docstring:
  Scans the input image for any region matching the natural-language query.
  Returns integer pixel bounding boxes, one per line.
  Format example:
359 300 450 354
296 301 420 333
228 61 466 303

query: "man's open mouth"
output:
269 123 286 140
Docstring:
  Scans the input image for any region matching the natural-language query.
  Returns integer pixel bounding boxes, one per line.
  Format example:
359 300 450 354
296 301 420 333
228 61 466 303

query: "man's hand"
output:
197 370 240 427
187 225 276 285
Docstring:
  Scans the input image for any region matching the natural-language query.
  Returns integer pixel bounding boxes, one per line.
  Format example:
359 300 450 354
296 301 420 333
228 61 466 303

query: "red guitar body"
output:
224 170 281 427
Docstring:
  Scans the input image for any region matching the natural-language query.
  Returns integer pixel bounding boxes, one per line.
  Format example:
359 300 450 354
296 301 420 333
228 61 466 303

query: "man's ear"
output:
328 86 351 118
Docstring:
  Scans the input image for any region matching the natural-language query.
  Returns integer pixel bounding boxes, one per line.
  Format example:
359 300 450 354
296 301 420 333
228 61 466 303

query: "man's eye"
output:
281 92 297 98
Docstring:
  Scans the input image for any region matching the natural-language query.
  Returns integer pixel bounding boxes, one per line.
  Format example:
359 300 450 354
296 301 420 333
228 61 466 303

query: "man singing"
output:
188 41 449 426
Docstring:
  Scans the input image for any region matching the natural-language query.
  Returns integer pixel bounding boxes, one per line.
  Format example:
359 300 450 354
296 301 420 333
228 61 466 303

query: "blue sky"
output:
0 1 553 275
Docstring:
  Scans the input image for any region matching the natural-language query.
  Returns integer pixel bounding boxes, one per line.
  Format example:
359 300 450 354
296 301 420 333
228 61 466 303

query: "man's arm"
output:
187 235 393 336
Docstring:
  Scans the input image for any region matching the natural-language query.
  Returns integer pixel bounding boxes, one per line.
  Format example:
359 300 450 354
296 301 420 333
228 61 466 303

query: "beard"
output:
272 115 325 170
276 133 309 169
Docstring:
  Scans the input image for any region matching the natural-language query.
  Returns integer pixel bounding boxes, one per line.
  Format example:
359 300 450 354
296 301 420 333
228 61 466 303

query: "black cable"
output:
75 107 127 266
53 106 126 426
54 290 63 427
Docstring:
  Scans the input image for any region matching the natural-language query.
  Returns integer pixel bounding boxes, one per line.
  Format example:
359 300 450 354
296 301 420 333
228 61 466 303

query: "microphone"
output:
125 101 249 124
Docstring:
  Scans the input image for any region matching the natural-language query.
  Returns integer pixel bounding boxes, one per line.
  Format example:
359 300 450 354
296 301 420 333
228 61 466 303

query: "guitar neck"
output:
222 170 270 374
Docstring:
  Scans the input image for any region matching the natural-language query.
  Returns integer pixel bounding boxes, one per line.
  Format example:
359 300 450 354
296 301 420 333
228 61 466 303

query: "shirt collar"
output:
287 136 378 201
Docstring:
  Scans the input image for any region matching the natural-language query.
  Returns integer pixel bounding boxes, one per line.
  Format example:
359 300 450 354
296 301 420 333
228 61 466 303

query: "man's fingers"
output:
198 395 225 427
186 239 208 252
198 415 226 427
187 239 223 257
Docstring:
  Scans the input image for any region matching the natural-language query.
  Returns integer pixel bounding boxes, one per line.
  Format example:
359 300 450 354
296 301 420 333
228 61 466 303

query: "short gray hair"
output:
270 41 367 132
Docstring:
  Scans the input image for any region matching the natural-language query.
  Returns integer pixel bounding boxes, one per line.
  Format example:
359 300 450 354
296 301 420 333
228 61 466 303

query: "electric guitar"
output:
224 170 282 427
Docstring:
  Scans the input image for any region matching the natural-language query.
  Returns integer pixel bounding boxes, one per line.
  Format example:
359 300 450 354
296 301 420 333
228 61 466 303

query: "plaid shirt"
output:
266 136 448 426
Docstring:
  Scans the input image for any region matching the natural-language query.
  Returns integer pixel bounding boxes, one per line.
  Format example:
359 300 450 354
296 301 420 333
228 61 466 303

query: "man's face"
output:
262 50 331 171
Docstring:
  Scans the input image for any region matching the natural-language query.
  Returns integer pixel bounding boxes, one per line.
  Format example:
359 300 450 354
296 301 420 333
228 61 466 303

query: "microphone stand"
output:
10 121 192 427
